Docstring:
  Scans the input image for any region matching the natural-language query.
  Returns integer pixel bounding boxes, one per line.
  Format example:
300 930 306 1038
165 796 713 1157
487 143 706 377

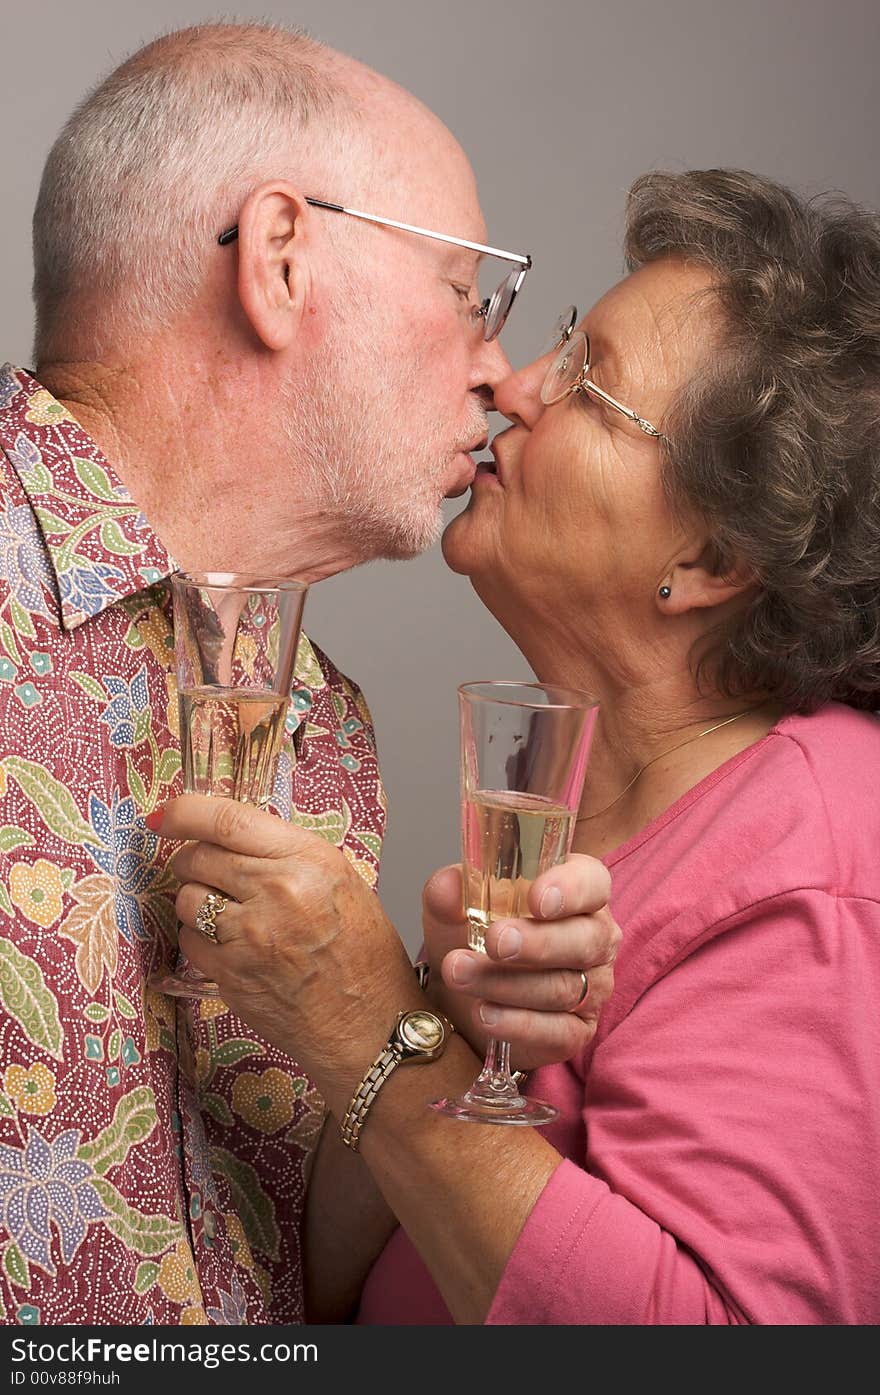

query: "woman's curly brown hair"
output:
625 168 880 712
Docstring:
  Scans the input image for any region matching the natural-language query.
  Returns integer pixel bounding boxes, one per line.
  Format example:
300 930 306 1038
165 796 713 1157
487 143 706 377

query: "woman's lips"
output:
473 461 501 488
483 424 529 489
486 439 508 487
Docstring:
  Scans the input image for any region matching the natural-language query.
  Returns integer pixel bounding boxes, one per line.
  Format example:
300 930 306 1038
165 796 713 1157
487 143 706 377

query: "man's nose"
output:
493 353 548 428
470 332 512 414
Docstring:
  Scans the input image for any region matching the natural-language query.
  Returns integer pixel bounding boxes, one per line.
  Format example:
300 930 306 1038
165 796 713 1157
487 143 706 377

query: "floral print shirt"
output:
0 366 386 1326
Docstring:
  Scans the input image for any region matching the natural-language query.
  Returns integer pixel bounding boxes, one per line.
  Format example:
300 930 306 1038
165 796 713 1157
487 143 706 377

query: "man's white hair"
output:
32 22 367 361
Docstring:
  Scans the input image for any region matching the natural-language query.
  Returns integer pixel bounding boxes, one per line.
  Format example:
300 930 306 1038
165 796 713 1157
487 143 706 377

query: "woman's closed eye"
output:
572 382 614 421
572 381 646 440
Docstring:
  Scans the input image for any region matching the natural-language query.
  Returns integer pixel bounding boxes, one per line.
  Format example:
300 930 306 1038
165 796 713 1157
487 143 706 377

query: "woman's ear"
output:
658 541 757 614
234 181 312 352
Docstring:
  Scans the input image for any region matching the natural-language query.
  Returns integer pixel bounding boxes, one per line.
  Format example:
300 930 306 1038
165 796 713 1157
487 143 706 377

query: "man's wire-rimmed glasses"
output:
218 197 531 342
541 305 667 440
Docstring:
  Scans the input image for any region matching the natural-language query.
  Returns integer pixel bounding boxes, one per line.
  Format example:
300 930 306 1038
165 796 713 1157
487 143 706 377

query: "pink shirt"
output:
358 704 880 1324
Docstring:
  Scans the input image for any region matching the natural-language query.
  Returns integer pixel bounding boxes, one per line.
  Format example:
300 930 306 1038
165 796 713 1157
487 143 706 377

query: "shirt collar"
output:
0 365 176 632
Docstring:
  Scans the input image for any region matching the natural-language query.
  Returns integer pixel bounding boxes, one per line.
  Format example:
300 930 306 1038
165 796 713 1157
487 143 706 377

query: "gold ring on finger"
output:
194 890 230 945
570 970 589 1012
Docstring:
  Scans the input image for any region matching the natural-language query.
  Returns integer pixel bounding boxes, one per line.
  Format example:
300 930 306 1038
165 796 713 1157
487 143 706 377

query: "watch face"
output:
400 1010 445 1052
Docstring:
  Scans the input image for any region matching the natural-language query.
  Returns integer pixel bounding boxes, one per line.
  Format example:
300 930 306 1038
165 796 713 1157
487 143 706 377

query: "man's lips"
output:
445 437 489 498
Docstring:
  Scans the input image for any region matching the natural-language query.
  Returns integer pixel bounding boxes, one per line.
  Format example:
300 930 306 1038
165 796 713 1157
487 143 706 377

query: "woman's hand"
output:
421 855 620 1071
163 794 416 1089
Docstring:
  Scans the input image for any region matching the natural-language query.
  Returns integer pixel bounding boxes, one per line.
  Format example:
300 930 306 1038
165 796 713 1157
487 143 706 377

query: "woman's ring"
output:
571 970 589 1011
194 891 229 944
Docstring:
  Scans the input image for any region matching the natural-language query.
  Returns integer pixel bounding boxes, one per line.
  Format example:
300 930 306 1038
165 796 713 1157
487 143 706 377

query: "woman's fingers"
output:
422 856 613 934
422 856 618 972
176 880 242 945
440 908 619 1064
172 841 260 902
154 794 299 858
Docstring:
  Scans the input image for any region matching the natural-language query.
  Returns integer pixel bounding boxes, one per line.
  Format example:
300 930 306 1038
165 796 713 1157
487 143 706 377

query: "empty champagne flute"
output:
149 572 308 999
432 681 598 1125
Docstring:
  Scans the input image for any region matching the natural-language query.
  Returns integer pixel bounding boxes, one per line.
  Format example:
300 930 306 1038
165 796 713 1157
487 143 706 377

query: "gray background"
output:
4 0 879 950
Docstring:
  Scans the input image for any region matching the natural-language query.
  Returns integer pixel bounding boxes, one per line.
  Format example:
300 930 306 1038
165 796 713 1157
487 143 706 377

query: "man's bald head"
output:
32 21 449 362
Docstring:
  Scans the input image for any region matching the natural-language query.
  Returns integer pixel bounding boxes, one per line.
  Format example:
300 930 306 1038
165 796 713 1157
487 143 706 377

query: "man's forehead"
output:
390 156 485 238
285 46 487 233
361 99 486 236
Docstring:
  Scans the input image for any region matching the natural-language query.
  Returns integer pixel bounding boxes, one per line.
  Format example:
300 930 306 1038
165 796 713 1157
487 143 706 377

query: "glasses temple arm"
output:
313 202 531 265
218 198 531 267
582 381 664 438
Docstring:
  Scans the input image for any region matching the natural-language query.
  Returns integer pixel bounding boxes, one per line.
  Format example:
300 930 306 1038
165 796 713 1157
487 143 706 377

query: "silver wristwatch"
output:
340 1008 451 1152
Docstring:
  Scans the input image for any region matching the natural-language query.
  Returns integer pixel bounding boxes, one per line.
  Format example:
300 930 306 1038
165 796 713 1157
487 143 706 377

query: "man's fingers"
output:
442 956 594 1012
527 852 612 921
480 907 621 971
443 951 614 1012
471 1003 594 1072
421 864 464 926
421 857 620 1070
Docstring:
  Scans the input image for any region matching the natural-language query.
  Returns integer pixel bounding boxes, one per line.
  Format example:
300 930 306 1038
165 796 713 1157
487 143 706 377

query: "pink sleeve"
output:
487 1160 736 1324
489 892 880 1325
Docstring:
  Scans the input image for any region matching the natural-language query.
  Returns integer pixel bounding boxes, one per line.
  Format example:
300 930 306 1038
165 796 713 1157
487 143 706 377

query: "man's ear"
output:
234 181 312 352
659 540 757 614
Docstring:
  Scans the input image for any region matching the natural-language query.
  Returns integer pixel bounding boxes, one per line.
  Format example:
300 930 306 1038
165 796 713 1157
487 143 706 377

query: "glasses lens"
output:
541 331 588 405
484 267 522 341
541 306 577 355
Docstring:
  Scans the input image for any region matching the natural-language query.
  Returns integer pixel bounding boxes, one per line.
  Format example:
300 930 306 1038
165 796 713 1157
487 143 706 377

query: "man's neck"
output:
35 354 362 583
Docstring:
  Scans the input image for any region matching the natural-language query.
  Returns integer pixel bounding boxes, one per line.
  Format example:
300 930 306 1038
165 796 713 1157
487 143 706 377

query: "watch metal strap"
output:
340 1038 404 1152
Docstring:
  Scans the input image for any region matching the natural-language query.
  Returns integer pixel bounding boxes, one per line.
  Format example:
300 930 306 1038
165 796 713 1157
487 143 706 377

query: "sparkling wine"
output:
180 687 289 806
462 789 575 951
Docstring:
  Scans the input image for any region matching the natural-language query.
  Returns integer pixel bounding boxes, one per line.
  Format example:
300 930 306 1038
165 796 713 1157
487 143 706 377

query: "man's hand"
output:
421 855 620 1071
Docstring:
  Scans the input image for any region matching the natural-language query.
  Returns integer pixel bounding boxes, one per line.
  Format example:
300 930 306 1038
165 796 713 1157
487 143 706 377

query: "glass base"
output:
430 1089 558 1127
148 962 221 999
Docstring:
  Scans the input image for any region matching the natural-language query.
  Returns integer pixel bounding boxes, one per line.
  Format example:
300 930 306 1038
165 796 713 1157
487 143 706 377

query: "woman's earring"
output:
658 583 672 599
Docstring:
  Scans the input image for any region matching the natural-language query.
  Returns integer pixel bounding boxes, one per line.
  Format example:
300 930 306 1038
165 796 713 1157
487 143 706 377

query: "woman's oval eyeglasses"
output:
540 305 668 441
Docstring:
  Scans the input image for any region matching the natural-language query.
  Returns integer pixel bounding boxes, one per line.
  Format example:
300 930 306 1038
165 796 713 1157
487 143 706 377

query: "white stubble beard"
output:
279 321 487 563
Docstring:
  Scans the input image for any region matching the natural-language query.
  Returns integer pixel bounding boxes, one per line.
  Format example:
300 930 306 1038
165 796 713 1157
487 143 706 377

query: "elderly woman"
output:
158 169 880 1324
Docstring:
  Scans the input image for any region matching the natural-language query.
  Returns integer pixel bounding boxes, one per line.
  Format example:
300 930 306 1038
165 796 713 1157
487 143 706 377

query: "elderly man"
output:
0 22 614 1325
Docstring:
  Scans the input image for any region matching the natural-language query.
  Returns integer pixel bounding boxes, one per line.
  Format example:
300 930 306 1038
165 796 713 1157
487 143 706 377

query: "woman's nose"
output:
493 353 549 428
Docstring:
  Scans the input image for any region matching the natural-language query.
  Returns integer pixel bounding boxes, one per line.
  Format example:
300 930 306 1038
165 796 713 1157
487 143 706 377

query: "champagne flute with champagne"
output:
150 571 308 999
432 681 598 1125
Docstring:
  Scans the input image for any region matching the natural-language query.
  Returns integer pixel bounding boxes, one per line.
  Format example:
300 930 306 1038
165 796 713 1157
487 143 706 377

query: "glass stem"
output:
473 1036 519 1099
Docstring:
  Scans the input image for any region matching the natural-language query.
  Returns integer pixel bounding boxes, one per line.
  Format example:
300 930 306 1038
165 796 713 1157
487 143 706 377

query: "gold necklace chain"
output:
576 706 762 823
